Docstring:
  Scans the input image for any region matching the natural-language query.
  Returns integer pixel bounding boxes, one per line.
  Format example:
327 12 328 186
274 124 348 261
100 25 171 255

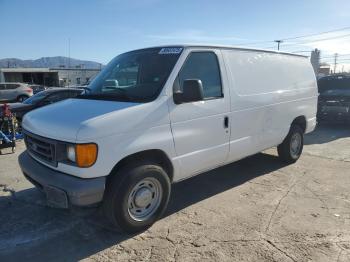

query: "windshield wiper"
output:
82 87 92 94
76 93 136 102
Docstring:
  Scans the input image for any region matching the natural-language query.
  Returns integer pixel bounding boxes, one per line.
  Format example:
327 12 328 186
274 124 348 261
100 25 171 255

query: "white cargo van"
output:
19 45 318 232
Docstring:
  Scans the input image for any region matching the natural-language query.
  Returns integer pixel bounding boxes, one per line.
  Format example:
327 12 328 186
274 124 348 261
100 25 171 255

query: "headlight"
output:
67 145 76 162
66 143 98 168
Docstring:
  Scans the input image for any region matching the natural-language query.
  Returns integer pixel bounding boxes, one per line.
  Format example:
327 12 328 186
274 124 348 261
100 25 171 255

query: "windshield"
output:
23 91 48 104
78 47 183 103
318 76 350 94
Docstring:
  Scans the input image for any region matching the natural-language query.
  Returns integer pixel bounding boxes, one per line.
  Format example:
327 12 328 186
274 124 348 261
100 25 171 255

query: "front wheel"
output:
103 163 171 233
277 125 304 164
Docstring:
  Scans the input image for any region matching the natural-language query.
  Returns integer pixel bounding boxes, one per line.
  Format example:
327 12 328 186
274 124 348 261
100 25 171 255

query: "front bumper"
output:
317 105 350 122
18 151 106 208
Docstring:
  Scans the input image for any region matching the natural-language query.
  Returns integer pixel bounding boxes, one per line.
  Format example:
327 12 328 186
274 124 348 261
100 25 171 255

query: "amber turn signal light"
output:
76 143 98 167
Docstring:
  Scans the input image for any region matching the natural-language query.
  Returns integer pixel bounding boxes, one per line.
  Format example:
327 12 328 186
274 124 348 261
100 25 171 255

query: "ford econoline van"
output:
18 45 318 232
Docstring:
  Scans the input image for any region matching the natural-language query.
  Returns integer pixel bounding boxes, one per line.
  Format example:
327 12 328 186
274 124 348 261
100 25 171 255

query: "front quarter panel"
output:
56 96 178 179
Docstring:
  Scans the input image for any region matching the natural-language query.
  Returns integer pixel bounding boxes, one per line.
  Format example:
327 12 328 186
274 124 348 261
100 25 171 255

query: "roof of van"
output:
134 44 308 58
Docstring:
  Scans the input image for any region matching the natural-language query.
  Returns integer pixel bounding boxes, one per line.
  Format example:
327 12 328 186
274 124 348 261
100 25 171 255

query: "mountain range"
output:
0 56 102 69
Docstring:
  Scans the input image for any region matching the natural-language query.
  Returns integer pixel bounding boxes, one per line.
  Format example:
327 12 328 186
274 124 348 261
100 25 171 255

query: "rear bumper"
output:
305 117 317 134
18 151 106 208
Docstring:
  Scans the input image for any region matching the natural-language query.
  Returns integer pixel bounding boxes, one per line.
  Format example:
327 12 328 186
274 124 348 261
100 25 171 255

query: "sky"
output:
1 0 350 71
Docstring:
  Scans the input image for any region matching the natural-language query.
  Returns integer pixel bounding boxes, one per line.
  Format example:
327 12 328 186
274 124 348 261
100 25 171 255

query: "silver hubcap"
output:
290 133 302 158
127 177 162 221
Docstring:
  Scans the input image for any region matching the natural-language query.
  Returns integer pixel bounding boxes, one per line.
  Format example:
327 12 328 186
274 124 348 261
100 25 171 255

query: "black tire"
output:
17 95 28 102
103 162 171 233
277 125 304 164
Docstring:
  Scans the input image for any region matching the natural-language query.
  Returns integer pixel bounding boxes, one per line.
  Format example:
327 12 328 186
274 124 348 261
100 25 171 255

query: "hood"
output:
7 102 32 111
22 96 169 142
0 103 31 117
319 89 350 102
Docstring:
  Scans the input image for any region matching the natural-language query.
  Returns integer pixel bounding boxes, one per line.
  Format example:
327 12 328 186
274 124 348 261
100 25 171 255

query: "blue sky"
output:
1 0 350 67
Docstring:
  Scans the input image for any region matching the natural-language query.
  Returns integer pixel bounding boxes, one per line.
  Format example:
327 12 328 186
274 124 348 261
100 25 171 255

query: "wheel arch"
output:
108 149 174 183
17 94 29 101
291 115 307 134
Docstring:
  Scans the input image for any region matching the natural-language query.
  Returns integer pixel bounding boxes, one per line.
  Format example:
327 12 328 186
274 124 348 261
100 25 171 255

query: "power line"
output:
235 26 350 46
261 45 277 49
282 26 350 41
322 58 350 62
290 50 313 53
321 53 350 59
260 33 350 50
273 33 350 48
297 33 350 44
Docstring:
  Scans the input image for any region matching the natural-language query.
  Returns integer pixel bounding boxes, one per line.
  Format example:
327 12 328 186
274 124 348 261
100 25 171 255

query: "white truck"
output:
18 45 318 232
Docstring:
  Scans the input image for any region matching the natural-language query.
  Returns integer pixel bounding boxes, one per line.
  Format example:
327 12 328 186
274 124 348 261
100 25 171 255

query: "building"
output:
316 63 331 78
0 68 59 86
55 68 100 86
0 67 101 87
319 63 331 75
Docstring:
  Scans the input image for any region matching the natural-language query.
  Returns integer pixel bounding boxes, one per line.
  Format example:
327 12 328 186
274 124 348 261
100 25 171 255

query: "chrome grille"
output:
24 131 57 166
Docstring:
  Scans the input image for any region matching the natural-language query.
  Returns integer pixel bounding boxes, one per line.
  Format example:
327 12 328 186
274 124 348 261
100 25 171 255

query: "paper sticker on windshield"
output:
159 47 183 54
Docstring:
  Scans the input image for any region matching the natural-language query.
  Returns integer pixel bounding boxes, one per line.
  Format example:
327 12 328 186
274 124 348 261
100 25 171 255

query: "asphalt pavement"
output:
1 123 350 262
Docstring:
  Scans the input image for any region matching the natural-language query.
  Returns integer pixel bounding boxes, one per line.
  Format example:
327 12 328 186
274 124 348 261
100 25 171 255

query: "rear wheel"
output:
103 162 171 233
17 95 28 102
277 125 304 164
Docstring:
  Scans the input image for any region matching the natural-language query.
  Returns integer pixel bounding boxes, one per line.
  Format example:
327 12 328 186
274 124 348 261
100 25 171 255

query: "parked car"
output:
18 45 317 233
0 82 33 102
28 84 47 94
7 88 83 122
317 74 350 122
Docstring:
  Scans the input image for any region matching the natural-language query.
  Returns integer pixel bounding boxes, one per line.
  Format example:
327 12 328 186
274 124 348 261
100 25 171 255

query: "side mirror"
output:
174 79 204 104
103 79 119 90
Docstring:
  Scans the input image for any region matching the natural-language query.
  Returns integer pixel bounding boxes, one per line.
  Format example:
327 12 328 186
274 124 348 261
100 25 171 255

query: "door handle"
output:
224 116 229 128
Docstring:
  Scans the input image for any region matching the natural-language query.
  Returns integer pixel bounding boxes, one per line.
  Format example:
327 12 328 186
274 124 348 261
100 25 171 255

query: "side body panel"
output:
0 84 4 101
167 48 231 181
222 49 318 163
3 84 16 101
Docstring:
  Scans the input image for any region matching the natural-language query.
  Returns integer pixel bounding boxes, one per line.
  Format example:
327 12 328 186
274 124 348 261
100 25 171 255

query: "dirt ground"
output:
1 124 350 262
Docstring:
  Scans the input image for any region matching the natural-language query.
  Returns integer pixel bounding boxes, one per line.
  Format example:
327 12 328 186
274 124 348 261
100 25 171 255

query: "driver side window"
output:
178 52 223 99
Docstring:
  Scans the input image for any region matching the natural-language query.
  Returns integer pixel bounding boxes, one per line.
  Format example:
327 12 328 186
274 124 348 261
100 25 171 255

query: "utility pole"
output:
333 53 338 74
67 38 71 87
274 40 283 51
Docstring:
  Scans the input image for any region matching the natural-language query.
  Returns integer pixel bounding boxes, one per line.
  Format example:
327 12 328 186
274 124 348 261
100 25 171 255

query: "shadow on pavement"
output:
0 152 287 261
304 123 350 145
